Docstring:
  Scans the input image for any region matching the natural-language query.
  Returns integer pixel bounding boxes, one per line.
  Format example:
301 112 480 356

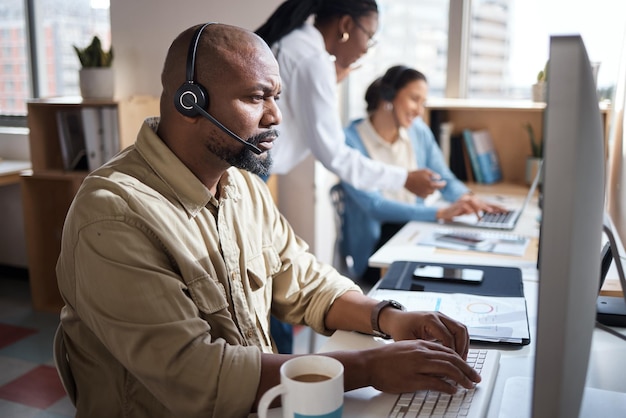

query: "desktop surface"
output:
313 266 626 417
251 182 626 417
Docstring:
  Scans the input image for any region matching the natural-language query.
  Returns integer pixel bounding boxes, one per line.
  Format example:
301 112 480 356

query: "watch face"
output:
389 300 406 311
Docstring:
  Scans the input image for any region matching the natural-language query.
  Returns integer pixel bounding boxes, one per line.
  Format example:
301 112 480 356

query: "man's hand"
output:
378 310 470 359
362 309 477 394
360 340 481 394
319 292 479 397
405 169 446 198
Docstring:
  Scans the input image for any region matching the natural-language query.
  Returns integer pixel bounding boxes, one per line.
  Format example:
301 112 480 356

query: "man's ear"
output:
179 114 201 124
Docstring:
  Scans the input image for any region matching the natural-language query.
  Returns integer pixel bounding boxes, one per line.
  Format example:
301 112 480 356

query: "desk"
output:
368 182 623 296
316 277 626 417
0 160 31 187
322 183 626 417
258 183 626 417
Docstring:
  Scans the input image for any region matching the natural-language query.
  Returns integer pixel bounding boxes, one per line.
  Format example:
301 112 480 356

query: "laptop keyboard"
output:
388 349 499 418
477 210 514 226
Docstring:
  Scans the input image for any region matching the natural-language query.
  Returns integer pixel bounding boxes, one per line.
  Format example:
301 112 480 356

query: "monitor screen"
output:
533 35 606 418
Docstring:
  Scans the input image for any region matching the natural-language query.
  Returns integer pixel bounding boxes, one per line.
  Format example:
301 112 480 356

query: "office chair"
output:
329 183 357 279
53 323 77 406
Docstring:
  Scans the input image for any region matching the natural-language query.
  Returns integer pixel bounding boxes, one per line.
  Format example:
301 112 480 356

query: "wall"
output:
110 0 282 98
110 0 337 264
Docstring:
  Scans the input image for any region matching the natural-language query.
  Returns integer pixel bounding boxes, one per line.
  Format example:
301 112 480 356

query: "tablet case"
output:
378 260 524 297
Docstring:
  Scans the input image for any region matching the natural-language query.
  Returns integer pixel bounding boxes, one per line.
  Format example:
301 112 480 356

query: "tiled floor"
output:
0 265 347 418
0 267 75 418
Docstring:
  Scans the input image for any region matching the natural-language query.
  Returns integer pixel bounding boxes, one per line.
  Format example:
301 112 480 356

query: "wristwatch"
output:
371 299 406 339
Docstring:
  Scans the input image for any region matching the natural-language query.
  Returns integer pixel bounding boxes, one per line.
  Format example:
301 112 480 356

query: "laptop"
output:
450 160 543 231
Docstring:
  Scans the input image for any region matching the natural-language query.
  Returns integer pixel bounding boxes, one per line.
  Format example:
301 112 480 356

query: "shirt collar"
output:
135 117 240 216
360 117 411 148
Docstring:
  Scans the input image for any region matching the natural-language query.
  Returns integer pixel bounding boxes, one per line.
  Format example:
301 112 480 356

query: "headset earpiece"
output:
380 65 410 102
380 84 396 102
174 22 214 117
174 82 208 117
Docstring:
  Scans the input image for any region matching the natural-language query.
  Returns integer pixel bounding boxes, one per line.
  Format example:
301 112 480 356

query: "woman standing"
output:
255 0 443 197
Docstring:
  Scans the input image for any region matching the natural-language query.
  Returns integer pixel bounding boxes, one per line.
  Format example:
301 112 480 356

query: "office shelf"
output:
22 96 158 312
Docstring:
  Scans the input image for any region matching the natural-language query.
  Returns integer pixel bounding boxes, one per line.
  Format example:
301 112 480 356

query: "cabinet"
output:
22 96 158 312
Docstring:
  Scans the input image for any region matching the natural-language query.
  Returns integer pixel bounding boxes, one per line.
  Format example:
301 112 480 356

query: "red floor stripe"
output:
0 323 37 349
0 365 67 409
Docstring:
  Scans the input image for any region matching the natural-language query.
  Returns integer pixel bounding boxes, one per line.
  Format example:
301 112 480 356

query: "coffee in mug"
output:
292 373 331 383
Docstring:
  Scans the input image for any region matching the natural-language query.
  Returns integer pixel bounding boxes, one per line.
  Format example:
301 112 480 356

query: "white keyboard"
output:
388 349 500 418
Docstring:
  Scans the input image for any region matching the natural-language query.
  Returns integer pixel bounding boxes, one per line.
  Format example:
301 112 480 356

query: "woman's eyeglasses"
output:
353 20 378 49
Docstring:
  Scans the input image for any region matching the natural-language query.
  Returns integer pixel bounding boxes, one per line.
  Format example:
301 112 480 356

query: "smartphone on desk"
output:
413 265 484 284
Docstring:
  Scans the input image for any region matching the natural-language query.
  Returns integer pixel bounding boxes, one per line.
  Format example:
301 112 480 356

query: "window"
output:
0 0 110 119
504 0 626 101
345 0 625 121
346 0 450 121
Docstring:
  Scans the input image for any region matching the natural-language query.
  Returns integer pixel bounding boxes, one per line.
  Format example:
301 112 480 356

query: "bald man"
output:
56 23 480 418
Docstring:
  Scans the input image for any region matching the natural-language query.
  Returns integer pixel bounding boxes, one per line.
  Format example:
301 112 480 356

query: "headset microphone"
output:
174 22 263 155
183 96 263 155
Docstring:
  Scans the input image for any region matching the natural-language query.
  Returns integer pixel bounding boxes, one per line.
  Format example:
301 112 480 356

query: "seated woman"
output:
340 65 503 284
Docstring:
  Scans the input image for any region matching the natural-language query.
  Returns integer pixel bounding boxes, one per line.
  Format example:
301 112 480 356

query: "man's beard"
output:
210 130 277 176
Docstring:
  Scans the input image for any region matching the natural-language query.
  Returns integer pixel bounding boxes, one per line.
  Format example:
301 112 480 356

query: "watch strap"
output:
371 299 405 339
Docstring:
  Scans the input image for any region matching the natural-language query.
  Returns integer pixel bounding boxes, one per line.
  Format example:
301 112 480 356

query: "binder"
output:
101 106 120 163
81 107 105 170
372 260 530 345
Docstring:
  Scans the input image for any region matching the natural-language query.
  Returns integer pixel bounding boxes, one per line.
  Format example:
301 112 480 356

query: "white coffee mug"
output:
257 355 344 418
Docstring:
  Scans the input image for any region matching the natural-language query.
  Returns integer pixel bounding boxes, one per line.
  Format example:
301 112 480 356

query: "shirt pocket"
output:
186 275 228 313
246 245 281 292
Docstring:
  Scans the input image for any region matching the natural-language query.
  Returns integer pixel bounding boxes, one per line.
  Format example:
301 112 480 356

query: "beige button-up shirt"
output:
56 118 361 418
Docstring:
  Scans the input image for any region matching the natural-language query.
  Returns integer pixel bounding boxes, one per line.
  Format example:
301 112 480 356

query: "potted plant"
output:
74 36 114 99
532 61 548 102
523 122 543 185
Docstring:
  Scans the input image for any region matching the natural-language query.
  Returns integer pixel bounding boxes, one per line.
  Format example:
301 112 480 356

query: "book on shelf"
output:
56 109 88 171
463 129 502 184
448 133 474 182
462 129 483 183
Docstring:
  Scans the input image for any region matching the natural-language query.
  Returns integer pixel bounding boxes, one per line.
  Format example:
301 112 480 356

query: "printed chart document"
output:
375 260 531 345
371 288 530 344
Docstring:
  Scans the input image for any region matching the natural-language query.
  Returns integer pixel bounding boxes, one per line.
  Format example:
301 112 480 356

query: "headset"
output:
173 22 263 155
379 65 411 102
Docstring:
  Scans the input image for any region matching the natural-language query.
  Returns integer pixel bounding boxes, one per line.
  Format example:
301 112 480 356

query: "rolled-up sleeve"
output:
265 205 362 336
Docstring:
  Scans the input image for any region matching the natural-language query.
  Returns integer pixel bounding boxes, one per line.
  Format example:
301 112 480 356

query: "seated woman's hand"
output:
453 194 509 220
435 199 476 221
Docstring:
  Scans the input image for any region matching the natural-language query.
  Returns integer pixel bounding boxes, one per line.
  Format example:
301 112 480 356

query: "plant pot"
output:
525 156 542 185
79 68 114 99
532 81 546 102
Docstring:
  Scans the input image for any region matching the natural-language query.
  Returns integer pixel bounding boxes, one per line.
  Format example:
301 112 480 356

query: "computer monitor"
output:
533 35 606 417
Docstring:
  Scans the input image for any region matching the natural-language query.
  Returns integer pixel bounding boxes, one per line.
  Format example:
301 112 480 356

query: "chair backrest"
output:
329 184 356 278
53 323 77 405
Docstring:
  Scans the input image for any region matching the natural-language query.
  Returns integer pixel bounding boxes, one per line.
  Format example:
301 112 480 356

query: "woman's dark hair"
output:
365 65 427 112
255 0 378 47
